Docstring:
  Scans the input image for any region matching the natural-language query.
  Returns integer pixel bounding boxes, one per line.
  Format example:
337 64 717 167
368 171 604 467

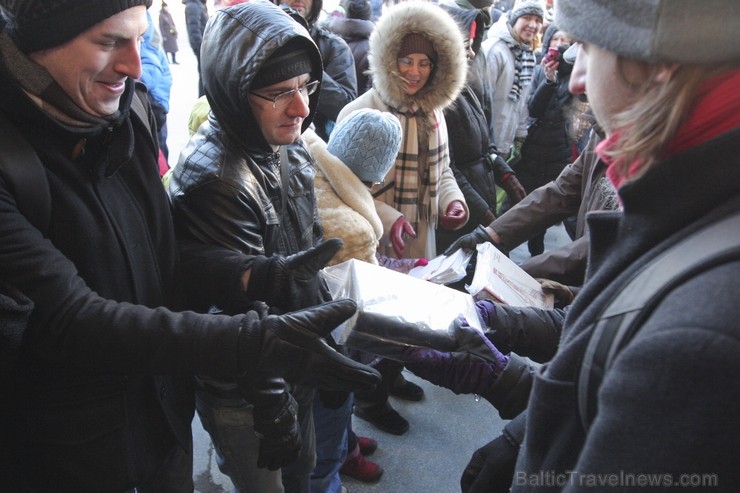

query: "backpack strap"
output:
0 113 51 234
577 211 740 431
130 85 157 147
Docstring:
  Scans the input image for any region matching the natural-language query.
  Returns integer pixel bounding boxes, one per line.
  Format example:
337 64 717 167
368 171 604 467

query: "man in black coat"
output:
0 1 378 490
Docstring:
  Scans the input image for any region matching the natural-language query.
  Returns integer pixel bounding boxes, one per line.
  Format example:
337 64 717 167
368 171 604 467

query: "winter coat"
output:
515 27 576 194
159 7 179 54
435 4 513 253
322 15 375 95
492 130 618 286
508 128 740 490
474 300 565 419
285 0 358 140
436 84 515 253
309 23 358 140
304 130 381 265
183 0 208 54
0 46 253 493
337 0 469 259
140 13 172 114
480 18 535 156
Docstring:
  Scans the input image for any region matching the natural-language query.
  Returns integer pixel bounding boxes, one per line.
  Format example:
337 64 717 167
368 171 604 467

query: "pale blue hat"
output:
327 109 402 184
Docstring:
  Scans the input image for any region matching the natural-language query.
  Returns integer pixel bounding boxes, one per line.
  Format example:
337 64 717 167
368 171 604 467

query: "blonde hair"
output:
602 61 739 183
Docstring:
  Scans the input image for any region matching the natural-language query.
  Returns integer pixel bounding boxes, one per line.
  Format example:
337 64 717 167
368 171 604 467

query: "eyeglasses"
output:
250 80 320 109
397 57 434 71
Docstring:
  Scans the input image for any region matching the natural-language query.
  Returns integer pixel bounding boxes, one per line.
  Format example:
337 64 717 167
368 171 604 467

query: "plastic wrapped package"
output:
321 259 482 361
467 243 553 309
407 248 473 284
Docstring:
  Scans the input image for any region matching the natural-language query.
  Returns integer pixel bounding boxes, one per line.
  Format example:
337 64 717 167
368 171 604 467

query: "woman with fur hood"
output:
337 0 470 261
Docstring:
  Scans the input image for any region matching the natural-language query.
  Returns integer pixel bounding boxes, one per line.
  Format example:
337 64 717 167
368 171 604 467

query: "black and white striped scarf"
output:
503 36 536 102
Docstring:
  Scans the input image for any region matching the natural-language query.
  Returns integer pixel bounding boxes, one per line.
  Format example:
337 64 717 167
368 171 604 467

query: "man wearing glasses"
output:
168 2 334 492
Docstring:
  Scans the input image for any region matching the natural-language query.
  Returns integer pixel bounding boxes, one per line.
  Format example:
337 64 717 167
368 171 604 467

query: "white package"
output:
322 259 481 355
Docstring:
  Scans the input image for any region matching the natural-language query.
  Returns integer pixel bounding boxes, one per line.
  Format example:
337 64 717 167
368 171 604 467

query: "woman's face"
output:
569 42 640 136
397 53 433 96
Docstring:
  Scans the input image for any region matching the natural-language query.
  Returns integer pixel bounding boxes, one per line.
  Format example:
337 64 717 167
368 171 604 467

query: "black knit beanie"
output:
252 41 314 90
2 0 153 53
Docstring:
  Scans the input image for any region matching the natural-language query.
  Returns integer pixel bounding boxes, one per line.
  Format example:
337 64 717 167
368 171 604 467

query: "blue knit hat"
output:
327 109 402 184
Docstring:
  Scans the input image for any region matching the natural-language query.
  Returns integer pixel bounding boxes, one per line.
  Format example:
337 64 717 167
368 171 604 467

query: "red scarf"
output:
598 68 740 190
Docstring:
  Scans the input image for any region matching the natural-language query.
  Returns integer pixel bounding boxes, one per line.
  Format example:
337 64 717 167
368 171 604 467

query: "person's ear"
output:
654 63 680 83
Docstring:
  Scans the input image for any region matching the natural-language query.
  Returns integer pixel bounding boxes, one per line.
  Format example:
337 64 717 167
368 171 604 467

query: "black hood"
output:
200 0 323 154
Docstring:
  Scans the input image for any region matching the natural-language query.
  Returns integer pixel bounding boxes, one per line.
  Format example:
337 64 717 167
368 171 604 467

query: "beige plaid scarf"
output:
388 106 445 227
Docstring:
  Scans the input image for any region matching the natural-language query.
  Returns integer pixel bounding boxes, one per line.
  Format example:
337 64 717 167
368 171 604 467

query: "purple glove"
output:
404 318 509 397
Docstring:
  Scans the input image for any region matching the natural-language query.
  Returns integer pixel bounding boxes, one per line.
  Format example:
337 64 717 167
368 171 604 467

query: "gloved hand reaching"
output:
443 225 493 256
439 200 468 230
390 216 416 258
346 311 458 361
239 299 381 392
403 317 510 399
246 238 341 313
501 174 527 205
537 278 575 308
460 433 518 493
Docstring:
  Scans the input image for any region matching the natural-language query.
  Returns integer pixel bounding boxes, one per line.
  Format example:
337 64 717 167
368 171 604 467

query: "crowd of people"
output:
1 0 738 492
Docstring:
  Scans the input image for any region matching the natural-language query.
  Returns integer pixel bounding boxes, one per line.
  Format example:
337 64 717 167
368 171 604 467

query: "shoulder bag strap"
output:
0 113 51 233
578 211 740 431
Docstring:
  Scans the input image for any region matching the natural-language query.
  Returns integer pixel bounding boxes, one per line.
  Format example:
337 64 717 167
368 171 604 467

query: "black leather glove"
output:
443 225 493 256
316 335 351 409
345 311 458 361
252 391 302 470
237 373 300 470
239 299 381 392
461 433 518 493
246 239 341 313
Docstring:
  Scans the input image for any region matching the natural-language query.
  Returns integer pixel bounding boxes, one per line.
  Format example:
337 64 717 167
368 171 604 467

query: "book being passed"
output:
466 243 553 309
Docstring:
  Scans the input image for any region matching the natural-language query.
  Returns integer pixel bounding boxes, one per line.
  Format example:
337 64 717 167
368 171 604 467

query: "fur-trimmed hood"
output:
368 1 467 114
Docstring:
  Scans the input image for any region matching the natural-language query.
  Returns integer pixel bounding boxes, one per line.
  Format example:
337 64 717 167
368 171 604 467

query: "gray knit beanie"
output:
2 0 153 53
508 0 544 25
327 109 402 184
556 0 740 63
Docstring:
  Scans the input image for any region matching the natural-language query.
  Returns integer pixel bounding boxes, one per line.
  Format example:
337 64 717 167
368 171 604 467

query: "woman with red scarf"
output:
393 0 740 491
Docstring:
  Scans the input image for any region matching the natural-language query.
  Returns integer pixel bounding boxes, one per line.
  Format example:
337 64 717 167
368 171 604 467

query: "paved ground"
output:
160 4 569 491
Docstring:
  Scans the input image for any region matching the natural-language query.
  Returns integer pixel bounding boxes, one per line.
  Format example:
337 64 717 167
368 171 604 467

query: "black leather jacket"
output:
169 118 322 263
